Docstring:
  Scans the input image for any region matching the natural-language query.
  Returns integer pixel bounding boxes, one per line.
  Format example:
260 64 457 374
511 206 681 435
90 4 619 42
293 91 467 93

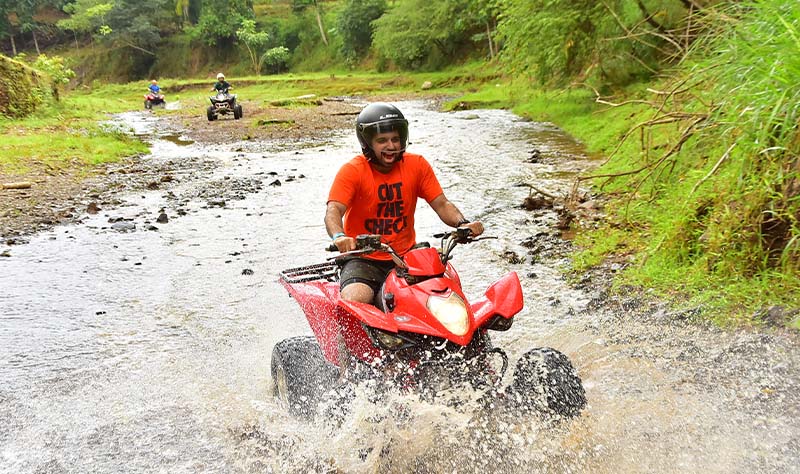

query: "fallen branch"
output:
1 181 32 190
688 142 737 197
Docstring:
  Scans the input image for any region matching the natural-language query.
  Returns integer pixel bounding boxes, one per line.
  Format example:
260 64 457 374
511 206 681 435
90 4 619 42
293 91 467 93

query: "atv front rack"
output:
280 261 338 284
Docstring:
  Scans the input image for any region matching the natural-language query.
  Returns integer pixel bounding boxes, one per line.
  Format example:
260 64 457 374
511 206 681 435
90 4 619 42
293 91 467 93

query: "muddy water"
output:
1 101 798 473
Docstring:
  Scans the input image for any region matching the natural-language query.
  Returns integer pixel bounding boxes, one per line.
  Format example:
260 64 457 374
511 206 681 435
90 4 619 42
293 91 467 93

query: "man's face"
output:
370 130 402 169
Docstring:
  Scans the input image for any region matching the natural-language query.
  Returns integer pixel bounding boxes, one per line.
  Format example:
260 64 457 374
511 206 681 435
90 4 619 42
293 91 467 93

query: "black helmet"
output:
356 103 409 160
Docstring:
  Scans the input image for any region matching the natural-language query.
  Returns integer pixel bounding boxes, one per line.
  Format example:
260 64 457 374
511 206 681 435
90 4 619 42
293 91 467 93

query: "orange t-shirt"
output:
328 153 444 259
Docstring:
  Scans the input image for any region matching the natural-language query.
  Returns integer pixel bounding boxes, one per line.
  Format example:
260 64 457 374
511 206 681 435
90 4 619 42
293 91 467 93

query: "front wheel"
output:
271 336 339 418
234 104 243 120
207 106 216 121
144 100 152 110
505 347 586 419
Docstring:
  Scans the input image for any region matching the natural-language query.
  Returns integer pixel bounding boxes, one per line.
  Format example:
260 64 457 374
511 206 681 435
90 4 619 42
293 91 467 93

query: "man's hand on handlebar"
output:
332 235 357 253
459 220 484 237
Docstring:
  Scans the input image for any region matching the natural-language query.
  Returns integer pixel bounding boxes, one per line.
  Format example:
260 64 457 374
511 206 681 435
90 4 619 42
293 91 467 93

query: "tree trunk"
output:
314 2 328 46
73 32 79 50
10 34 16 56
33 30 40 55
485 21 495 59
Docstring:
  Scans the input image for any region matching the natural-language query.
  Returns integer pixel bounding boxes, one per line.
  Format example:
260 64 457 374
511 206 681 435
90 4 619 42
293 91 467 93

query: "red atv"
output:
274 229 586 419
144 92 165 109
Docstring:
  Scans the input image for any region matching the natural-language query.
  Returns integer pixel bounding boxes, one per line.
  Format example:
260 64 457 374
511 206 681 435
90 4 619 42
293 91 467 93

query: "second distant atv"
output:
207 90 243 121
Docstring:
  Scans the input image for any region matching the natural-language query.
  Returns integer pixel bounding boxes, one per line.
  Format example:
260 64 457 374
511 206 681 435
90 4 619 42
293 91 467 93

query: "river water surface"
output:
1 101 798 473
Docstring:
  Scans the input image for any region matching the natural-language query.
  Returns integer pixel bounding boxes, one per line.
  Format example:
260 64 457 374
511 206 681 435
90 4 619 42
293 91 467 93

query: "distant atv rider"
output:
148 79 161 95
325 102 484 305
212 73 231 93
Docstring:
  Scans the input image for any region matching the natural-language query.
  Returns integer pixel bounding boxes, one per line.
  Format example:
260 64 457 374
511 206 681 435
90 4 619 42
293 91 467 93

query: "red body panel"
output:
281 254 524 366
404 247 446 276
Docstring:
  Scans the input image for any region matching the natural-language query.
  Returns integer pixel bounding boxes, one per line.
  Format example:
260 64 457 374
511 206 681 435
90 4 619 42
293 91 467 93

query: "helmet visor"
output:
359 119 409 145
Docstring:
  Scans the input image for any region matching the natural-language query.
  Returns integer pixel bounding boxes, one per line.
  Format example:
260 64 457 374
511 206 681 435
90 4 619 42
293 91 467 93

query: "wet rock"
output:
526 149 542 163
111 221 136 232
145 225 159 231
269 179 282 187
208 199 226 208
87 202 100 214
156 212 169 223
522 195 551 211
0 250 10 257
146 182 160 190
501 250 524 264
757 306 799 327
160 175 174 183
242 268 254 275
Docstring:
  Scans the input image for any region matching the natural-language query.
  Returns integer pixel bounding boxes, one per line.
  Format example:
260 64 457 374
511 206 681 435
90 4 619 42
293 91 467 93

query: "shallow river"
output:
1 101 798 473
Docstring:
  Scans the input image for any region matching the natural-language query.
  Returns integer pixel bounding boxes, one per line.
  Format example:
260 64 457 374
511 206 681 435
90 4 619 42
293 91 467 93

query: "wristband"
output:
331 232 346 241
456 218 470 227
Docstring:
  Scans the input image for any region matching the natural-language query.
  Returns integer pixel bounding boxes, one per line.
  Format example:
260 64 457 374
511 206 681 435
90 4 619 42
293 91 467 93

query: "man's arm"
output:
429 194 484 236
325 201 356 252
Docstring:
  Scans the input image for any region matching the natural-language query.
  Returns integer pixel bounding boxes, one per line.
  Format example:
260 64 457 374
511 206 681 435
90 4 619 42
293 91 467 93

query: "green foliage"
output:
236 18 270 75
371 0 487 70
31 54 77 86
530 0 800 323
260 46 289 73
495 0 696 86
337 0 387 65
193 0 254 45
57 0 114 36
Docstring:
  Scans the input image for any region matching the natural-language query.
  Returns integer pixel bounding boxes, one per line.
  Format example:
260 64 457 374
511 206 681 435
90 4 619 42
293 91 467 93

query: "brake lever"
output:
325 248 374 261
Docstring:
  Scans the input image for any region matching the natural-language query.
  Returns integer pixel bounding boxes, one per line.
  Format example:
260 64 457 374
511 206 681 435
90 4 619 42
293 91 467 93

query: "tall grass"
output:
568 0 800 323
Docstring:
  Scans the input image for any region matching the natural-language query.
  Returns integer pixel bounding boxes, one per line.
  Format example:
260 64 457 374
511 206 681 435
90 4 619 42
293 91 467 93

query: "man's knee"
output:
341 282 374 304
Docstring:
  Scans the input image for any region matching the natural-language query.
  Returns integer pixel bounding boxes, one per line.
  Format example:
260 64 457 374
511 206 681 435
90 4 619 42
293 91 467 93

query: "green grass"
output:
0 84 150 175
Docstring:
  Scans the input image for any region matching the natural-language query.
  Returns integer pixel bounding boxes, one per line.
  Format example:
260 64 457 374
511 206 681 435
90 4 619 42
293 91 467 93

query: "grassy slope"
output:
453 66 799 328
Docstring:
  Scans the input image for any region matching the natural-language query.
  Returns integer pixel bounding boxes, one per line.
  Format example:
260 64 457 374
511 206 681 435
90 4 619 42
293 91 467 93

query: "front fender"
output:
471 271 524 328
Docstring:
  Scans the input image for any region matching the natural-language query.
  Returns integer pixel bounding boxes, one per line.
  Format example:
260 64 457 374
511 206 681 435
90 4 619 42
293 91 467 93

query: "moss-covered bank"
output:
0 55 56 118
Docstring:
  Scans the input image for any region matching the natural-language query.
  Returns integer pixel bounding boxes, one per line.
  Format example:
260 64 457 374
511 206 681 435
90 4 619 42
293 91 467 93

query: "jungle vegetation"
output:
1 0 798 326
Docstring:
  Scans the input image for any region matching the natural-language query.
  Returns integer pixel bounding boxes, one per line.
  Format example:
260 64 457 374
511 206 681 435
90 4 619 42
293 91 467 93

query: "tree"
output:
236 18 268 75
372 0 485 69
261 45 289 74
495 0 706 86
194 0 253 45
56 0 113 49
102 0 174 54
337 0 387 64
292 0 328 46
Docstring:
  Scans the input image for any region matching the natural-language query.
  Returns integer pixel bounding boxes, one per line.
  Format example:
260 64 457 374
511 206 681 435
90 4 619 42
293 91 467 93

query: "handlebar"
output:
326 229 495 265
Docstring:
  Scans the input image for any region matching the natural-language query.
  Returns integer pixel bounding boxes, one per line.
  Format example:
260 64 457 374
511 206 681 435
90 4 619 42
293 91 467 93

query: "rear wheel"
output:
144 100 152 110
506 347 586 419
207 106 216 121
271 336 339 418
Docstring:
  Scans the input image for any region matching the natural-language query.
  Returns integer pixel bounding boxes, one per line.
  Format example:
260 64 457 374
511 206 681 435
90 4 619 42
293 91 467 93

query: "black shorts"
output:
339 258 395 293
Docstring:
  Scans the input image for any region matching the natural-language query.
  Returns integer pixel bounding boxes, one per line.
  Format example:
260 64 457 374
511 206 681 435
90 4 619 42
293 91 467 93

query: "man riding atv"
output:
207 72 242 121
325 102 484 306
212 73 231 93
144 79 165 109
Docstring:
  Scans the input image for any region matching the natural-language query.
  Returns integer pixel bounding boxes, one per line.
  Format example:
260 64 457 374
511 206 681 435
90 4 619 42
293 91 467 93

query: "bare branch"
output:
689 142 737 197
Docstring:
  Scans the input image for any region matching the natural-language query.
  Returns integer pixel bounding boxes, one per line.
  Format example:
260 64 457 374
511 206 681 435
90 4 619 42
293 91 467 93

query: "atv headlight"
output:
427 293 469 336
364 326 413 351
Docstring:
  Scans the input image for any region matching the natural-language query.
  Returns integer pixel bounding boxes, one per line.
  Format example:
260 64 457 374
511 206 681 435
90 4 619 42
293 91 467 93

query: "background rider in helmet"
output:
148 79 161 95
212 73 231 93
325 102 484 305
